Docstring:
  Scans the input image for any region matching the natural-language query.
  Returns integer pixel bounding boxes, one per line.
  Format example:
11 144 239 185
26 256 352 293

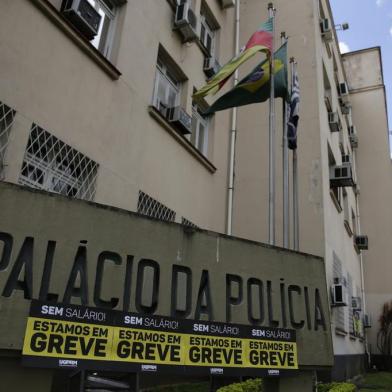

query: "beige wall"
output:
0 0 236 232
343 47 392 354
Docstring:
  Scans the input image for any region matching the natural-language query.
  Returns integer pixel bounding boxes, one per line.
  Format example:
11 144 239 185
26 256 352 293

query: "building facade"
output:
342 47 392 365
0 0 389 385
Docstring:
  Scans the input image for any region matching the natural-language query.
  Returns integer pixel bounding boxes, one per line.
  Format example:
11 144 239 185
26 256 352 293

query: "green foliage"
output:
217 378 262 392
317 382 356 392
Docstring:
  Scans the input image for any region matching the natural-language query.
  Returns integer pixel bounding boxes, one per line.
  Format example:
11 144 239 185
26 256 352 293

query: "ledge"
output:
30 0 121 80
335 327 348 337
329 189 342 213
344 220 353 237
148 106 217 173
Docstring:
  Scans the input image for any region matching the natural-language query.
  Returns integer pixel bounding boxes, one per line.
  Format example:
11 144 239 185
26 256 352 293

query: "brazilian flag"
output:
205 43 288 115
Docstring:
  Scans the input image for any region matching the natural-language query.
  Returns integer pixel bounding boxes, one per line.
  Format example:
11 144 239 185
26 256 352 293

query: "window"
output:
328 145 341 209
191 102 209 156
137 191 176 222
199 2 219 56
87 0 117 58
152 54 182 116
351 208 357 236
333 253 346 332
0 101 16 179
19 124 99 201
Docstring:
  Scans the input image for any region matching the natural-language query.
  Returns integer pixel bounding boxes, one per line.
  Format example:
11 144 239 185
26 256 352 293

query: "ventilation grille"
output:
0 101 16 179
19 124 98 201
137 191 176 222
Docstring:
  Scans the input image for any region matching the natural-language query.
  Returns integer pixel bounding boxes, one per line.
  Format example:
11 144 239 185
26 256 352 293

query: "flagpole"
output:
291 59 299 251
268 2 276 246
281 32 289 249
226 0 240 236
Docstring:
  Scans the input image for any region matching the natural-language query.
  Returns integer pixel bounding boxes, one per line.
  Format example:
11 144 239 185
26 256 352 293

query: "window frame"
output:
87 0 118 59
152 56 182 115
191 102 209 157
199 14 215 56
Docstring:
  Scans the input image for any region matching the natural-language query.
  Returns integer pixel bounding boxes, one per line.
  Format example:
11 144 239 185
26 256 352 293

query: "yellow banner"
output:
23 317 298 370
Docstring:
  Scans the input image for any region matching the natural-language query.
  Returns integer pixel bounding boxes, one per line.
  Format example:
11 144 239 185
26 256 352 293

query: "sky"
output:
330 0 392 135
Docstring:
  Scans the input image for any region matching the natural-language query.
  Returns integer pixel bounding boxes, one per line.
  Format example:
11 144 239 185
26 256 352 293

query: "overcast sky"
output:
330 0 392 135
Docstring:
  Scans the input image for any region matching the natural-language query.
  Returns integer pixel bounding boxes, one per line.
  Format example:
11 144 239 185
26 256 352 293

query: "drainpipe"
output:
226 0 240 235
355 187 371 368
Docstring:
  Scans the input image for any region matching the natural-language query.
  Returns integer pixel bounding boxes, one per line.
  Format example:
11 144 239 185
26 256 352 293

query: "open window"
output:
199 1 220 57
191 100 210 157
61 0 122 59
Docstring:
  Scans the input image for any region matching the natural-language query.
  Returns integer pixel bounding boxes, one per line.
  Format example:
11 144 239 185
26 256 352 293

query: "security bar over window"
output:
0 101 16 179
19 124 99 201
137 191 176 222
181 217 198 228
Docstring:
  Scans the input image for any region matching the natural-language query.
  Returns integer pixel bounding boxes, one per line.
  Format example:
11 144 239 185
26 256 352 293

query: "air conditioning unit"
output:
320 18 333 42
167 106 192 135
338 81 350 103
204 57 220 78
330 163 355 188
174 2 198 42
341 102 351 115
341 154 351 164
332 282 347 306
328 112 341 133
349 125 359 148
220 0 235 8
62 0 101 41
355 235 369 250
363 314 372 328
352 297 362 310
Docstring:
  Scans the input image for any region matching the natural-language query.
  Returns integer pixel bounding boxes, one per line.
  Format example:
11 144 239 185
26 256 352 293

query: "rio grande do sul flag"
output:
205 43 288 115
193 18 273 100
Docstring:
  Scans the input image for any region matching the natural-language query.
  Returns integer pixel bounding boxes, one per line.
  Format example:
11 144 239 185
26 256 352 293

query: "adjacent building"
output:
0 0 390 385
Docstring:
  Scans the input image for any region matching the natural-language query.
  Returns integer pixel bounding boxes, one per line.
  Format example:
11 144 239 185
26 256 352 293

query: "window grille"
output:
0 101 16 179
19 124 98 201
333 253 346 331
181 217 198 228
137 191 176 222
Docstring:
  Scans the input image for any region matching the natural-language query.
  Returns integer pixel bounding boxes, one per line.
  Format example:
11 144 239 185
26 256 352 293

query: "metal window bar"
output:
137 191 176 222
19 124 98 201
181 217 198 228
0 101 16 179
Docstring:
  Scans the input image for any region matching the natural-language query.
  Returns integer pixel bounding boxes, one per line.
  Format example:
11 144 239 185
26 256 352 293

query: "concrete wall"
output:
0 183 333 371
